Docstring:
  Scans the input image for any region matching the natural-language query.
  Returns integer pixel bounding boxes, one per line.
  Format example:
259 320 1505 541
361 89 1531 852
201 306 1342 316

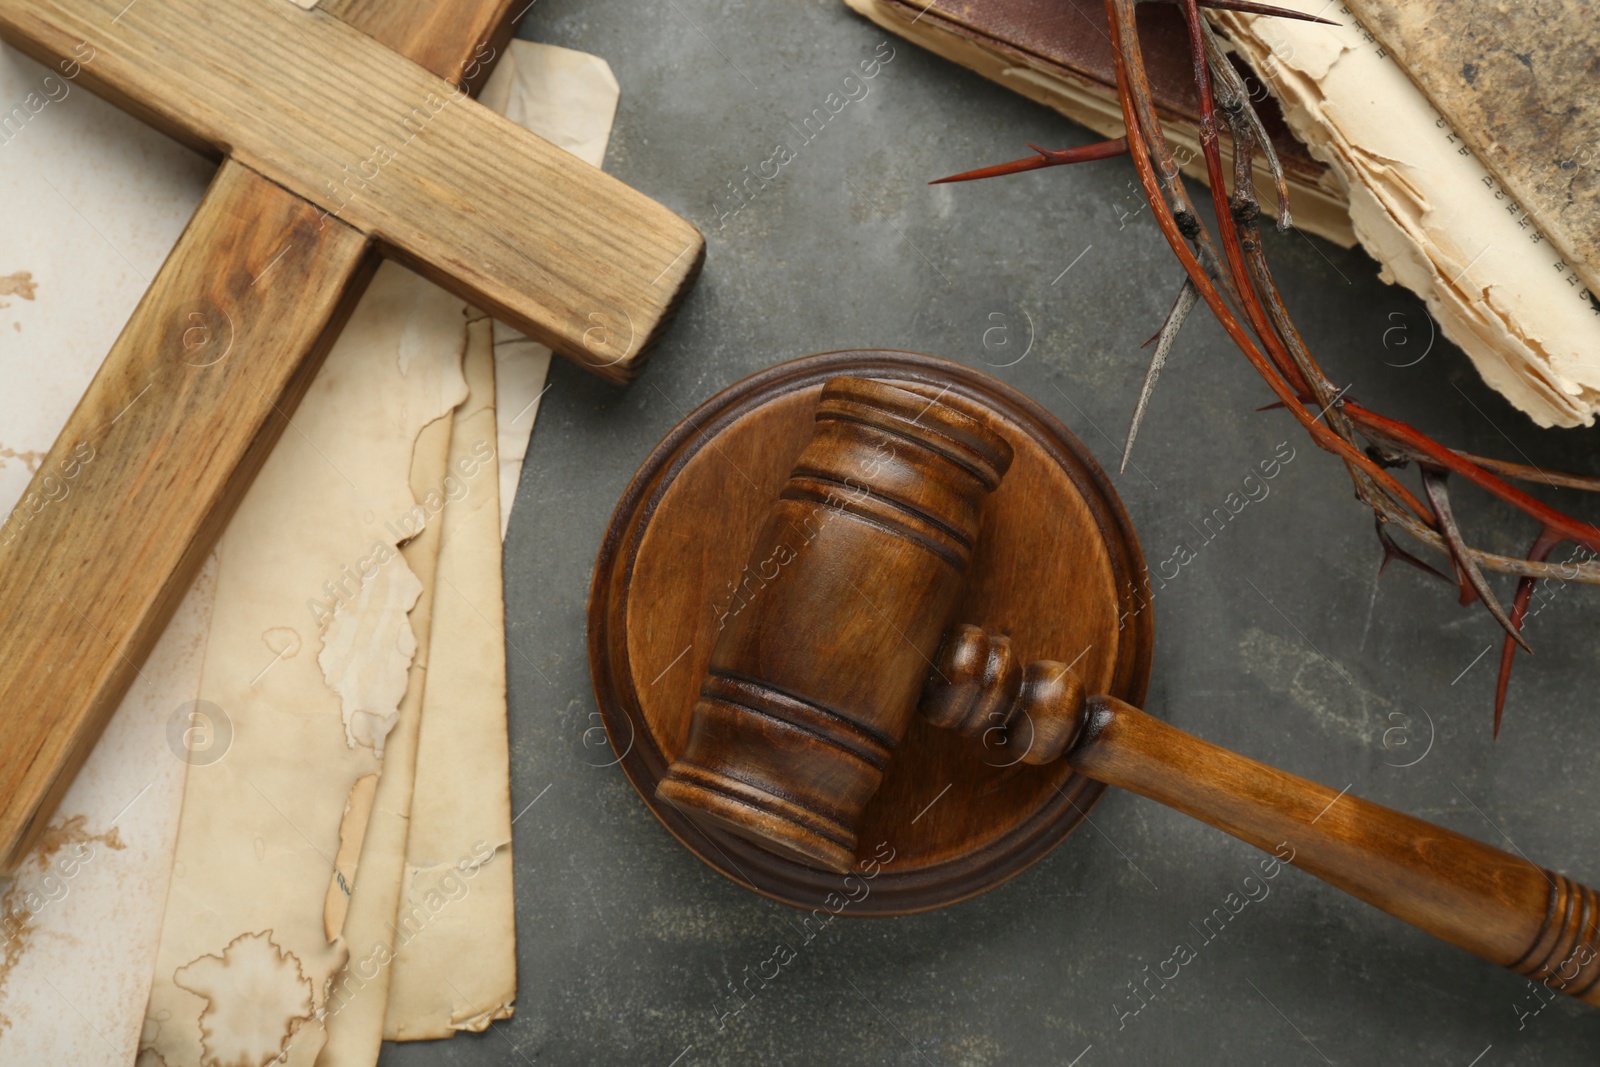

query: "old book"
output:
1342 0 1600 301
1212 2 1600 427
843 0 1356 246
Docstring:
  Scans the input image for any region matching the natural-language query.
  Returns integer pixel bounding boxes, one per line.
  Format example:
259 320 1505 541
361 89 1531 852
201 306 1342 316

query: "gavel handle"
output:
1072 695 1600 1005
923 626 1600 1005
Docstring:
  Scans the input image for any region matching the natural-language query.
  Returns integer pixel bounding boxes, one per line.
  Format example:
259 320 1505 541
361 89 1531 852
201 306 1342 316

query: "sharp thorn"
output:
1493 525 1565 737
1373 517 1452 585
930 137 1129 185
930 155 1050 185
1494 634 1514 740
1122 277 1199 473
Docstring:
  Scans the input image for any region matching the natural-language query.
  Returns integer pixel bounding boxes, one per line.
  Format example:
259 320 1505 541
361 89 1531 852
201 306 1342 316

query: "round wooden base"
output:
588 351 1153 914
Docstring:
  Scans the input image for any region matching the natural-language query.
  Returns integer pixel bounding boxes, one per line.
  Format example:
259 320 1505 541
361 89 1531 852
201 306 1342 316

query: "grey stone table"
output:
383 1 1600 1063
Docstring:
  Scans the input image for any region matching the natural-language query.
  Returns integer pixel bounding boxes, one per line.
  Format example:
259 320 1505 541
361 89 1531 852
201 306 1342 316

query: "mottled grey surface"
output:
381 2 1600 1064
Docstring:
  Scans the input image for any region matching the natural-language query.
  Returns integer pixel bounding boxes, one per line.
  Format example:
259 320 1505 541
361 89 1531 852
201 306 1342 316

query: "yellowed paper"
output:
140 262 469 1067
382 322 516 1039
1214 3 1600 427
316 403 455 1065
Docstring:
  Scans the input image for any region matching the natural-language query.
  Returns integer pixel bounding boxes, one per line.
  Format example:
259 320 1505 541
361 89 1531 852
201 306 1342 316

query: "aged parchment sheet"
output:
381 324 518 1039
139 261 470 1067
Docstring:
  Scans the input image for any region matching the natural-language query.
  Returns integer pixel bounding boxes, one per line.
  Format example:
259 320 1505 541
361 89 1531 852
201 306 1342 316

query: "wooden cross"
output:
0 0 704 869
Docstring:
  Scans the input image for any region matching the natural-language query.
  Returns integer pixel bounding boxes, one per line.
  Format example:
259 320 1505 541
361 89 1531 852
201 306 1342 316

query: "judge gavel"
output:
657 375 1600 1006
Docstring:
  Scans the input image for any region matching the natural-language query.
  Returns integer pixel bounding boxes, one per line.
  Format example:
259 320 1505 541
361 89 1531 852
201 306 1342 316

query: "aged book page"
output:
0 41 214 1065
1213 3 1600 428
139 262 470 1067
1342 0 1600 300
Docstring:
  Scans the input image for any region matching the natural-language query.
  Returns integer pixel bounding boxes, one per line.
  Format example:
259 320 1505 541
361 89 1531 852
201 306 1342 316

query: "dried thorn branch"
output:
929 137 1129 185
1102 2 1254 316
1122 277 1198 473
1375 441 1600 493
935 0 1600 732
1346 401 1600 554
1368 490 1599 582
1104 0 1600 731
1198 15 1291 228
1460 453 1600 492
1420 468 1532 652
1102 0 1429 524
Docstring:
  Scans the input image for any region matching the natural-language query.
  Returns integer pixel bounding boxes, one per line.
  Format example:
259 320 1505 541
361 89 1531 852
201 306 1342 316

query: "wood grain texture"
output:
0 0 701 871
921 634 1600 1002
1067 696 1600 1005
658 377 1017 873
0 160 374 870
1341 0 1600 297
921 623 1086 766
322 0 522 91
588 350 1153 914
0 0 705 381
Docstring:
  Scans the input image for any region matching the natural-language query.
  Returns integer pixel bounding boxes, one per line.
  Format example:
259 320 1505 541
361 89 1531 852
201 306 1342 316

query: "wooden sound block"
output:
588 351 1152 914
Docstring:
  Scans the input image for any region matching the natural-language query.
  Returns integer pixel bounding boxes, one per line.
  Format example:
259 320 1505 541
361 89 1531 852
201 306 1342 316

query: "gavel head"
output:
656 377 1015 873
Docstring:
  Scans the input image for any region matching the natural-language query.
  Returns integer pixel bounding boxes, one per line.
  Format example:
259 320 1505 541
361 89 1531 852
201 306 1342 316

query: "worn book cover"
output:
1344 0 1600 301
844 0 1356 245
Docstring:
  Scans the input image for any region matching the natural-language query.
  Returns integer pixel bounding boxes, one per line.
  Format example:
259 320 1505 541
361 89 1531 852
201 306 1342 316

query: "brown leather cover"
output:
879 0 1327 182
